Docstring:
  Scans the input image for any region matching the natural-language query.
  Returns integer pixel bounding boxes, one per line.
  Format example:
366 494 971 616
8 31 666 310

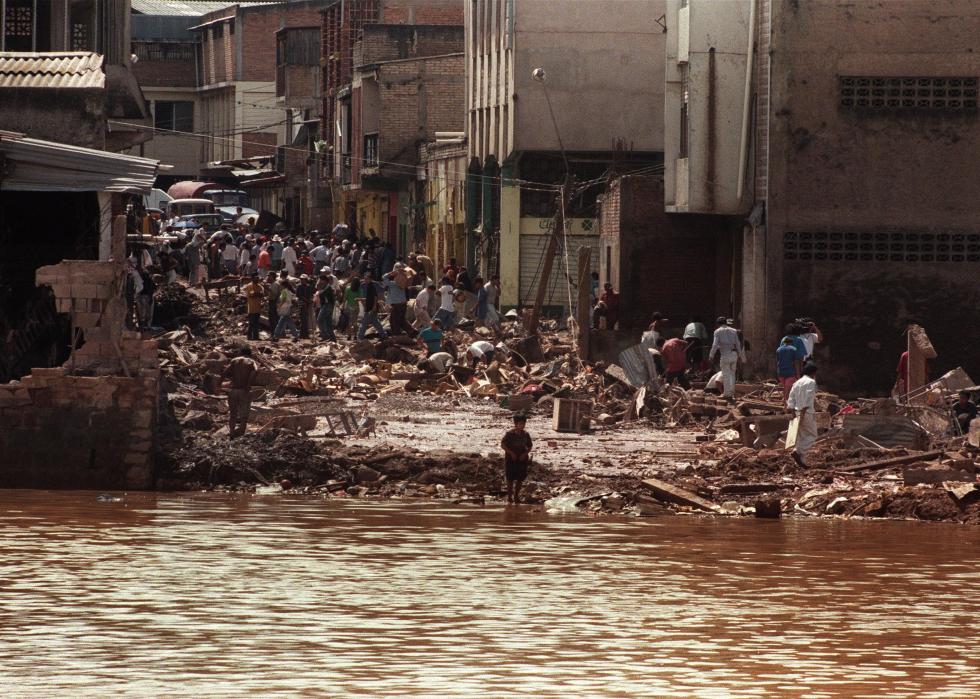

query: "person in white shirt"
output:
467 340 497 367
414 281 437 329
434 277 457 329
282 241 298 277
707 316 745 400
799 319 823 360
222 240 239 275
787 363 818 466
419 350 454 373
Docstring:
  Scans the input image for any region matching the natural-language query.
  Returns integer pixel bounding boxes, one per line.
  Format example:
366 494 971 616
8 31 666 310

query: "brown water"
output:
2 492 980 697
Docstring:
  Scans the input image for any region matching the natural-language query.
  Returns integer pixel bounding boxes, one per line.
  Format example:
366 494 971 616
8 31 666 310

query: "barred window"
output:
785 231 980 263
840 76 978 112
133 42 196 62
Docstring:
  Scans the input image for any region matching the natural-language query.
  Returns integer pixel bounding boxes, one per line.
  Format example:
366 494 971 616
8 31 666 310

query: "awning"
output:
0 132 159 193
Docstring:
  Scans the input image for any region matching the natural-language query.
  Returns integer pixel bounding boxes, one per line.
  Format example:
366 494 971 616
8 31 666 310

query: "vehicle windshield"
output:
207 191 250 207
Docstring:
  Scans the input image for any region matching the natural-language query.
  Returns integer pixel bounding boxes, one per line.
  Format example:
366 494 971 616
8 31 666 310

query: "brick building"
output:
320 0 464 247
274 24 328 230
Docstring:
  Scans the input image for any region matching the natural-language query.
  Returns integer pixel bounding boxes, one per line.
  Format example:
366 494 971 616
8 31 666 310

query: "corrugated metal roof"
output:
0 132 160 194
0 52 104 89
131 0 281 16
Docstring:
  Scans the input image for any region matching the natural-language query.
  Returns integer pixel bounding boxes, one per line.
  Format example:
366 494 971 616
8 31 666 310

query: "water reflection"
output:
1 491 979 697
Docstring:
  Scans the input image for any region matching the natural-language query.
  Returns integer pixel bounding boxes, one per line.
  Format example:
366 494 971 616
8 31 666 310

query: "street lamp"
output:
531 67 569 175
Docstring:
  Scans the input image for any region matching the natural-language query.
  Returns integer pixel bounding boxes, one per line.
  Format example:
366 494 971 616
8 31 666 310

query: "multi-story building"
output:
418 134 467 267
320 0 464 249
466 0 665 311
275 23 327 229
191 1 328 166
664 0 980 391
0 0 149 150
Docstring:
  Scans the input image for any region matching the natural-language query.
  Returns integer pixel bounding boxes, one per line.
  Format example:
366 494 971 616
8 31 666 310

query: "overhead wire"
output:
110 121 564 192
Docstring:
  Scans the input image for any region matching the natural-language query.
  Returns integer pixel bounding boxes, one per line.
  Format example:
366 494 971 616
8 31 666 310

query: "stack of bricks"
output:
34 260 158 380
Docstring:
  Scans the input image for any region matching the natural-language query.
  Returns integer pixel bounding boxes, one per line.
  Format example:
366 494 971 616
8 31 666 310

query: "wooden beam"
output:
835 450 944 474
641 478 719 512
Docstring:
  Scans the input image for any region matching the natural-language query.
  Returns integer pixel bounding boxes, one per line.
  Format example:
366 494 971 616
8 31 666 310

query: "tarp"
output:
0 133 159 193
166 181 220 200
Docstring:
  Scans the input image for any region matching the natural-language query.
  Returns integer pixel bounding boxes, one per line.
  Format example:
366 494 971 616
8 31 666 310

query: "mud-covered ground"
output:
154 281 980 523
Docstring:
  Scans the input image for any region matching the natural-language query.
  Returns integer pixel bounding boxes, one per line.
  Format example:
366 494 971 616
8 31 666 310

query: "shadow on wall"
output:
784 266 980 396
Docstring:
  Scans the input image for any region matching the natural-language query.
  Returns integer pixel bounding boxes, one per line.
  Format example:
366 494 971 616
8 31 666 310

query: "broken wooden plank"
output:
836 450 945 474
641 478 719 512
718 483 786 495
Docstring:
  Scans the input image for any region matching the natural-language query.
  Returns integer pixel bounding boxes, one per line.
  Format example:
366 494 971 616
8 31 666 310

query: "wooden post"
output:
526 177 573 334
576 245 590 360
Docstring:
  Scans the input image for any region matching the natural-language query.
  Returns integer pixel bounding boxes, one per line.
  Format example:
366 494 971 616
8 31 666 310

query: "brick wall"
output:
381 0 464 25
241 4 329 82
358 24 464 66
133 56 196 89
375 53 464 170
602 175 736 331
244 131 277 159
0 219 160 490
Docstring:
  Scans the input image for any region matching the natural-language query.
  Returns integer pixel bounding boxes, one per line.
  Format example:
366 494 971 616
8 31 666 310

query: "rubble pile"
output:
151 280 980 524
637 370 980 523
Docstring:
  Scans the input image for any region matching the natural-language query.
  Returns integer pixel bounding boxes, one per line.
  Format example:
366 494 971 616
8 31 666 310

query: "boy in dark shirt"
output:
500 413 533 504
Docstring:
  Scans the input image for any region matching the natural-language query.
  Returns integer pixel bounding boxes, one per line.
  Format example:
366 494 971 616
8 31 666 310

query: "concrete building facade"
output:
465 0 666 311
0 0 149 150
664 0 980 392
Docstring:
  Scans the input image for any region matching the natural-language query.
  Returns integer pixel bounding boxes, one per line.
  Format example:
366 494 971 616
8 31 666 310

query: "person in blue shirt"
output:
779 323 807 377
776 337 799 402
417 318 445 356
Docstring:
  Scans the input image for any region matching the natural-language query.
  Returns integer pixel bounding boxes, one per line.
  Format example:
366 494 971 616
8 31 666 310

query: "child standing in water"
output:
500 413 533 504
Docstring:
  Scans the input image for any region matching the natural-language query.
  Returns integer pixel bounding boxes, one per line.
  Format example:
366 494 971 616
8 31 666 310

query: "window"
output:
154 101 194 132
840 76 978 112
70 0 94 51
785 231 980 263
133 42 196 62
3 0 34 51
364 133 379 167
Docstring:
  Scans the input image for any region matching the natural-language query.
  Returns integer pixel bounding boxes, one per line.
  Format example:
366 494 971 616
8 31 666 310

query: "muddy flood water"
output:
2 492 980 697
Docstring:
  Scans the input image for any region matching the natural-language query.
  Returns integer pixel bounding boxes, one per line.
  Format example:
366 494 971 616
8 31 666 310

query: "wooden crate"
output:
552 398 592 433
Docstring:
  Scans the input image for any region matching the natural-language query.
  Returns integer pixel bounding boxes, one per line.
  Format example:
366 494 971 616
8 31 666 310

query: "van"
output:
166 198 215 218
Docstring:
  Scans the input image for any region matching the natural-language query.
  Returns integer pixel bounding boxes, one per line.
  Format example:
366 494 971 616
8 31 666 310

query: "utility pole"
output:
576 245 591 360
526 176 572 334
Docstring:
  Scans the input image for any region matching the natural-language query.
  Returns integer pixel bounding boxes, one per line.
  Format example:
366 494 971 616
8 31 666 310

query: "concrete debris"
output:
145 278 980 524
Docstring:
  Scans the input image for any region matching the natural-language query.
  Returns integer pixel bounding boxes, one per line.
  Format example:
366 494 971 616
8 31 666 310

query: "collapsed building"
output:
0 132 160 489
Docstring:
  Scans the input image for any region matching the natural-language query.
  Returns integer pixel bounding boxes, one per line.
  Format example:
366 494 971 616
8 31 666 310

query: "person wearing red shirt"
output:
593 283 620 329
257 247 271 272
299 251 314 277
661 337 691 389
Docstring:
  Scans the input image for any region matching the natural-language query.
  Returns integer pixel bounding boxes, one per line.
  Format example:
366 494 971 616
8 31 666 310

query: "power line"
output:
111 120 564 191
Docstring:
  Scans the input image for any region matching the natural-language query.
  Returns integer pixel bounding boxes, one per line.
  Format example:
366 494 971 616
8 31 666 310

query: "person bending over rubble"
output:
419 351 454 374
787 362 818 467
224 347 258 438
501 413 533 504
467 340 496 368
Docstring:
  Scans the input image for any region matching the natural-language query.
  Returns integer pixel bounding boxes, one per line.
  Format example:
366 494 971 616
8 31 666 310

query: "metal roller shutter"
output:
519 234 600 313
